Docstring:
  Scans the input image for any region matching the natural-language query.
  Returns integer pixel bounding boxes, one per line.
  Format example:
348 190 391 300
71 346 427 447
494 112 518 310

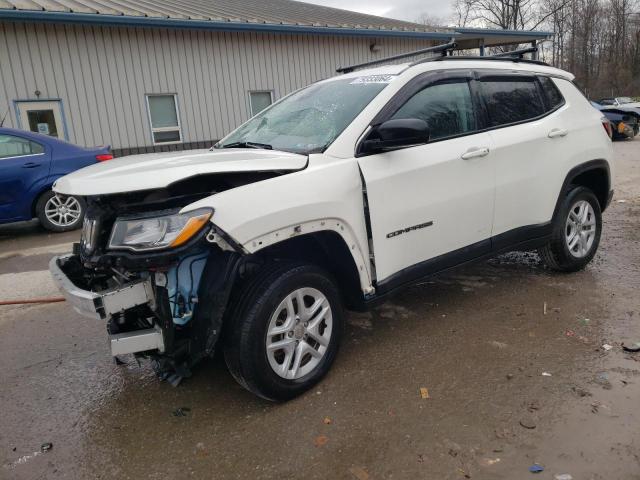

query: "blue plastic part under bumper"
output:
167 253 209 325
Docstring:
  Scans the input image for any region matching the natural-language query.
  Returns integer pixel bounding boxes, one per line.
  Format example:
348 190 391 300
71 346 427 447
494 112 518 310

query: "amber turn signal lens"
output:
169 212 212 247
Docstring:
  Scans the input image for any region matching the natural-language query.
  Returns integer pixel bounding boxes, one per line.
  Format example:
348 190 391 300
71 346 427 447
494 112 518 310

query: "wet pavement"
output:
1 141 639 479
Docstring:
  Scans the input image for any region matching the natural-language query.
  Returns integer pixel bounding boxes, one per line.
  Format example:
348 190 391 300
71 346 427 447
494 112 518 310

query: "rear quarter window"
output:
538 76 565 110
480 78 545 127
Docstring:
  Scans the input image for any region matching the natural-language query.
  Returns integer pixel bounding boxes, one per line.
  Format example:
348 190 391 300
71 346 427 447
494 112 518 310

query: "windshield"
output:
215 76 394 154
618 97 634 104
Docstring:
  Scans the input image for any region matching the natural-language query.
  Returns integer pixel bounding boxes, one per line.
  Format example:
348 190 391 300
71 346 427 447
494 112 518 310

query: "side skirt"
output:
368 222 552 305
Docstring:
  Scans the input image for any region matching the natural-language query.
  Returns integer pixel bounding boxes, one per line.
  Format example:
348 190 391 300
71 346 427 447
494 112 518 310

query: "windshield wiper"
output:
220 141 273 150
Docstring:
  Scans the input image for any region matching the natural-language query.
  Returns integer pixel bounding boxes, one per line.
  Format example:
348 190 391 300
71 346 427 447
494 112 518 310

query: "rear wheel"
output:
539 186 602 272
224 262 344 401
36 191 85 232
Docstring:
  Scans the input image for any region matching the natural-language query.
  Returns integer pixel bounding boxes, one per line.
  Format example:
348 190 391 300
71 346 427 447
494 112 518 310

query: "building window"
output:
249 91 273 116
146 94 182 144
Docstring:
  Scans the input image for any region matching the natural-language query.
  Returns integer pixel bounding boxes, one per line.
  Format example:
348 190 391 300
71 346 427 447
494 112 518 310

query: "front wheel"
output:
224 262 344 402
538 186 602 272
36 191 85 232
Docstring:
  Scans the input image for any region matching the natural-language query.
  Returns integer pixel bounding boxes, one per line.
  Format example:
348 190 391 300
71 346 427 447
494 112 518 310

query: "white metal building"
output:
0 0 551 156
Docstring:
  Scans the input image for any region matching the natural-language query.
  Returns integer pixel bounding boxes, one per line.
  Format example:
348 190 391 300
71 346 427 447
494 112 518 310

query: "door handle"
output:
461 147 490 160
22 162 41 168
548 128 568 138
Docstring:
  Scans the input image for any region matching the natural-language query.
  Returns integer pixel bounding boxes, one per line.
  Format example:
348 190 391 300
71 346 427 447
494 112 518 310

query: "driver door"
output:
356 73 495 290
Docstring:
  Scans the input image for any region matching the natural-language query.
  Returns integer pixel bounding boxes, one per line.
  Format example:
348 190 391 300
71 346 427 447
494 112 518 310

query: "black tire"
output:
223 262 344 402
538 186 602 272
35 190 85 232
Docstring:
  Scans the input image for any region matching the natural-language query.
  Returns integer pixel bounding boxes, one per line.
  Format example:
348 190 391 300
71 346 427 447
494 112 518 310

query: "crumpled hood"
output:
53 148 308 196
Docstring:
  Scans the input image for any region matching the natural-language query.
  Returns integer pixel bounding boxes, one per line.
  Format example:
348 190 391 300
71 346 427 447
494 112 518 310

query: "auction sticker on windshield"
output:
350 74 396 84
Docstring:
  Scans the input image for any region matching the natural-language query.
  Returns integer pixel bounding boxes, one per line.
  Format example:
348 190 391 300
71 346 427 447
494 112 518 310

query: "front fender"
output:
182 154 374 293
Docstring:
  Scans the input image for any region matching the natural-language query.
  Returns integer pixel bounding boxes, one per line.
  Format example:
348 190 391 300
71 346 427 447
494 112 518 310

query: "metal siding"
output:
0 22 434 149
93 25 119 144
0 23 17 126
71 24 95 144
205 29 226 134
213 30 232 133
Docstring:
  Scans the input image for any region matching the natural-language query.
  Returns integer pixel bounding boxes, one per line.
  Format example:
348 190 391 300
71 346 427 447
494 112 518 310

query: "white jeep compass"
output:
50 50 614 401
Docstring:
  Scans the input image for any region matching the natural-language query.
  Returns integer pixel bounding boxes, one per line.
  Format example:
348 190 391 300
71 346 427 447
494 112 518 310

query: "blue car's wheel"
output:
35 190 85 232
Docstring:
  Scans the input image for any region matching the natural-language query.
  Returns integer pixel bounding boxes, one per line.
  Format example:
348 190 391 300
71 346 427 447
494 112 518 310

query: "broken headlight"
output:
108 208 212 252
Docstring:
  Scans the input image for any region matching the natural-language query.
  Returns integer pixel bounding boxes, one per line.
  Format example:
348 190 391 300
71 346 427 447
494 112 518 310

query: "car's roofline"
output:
416 58 574 80
327 58 575 82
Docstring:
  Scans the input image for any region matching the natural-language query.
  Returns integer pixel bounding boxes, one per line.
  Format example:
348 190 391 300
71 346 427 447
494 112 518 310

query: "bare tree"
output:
449 0 640 97
452 0 478 26
462 0 567 30
415 12 448 27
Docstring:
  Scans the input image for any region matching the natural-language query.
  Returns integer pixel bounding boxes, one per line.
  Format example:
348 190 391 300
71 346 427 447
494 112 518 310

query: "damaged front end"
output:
50 182 250 385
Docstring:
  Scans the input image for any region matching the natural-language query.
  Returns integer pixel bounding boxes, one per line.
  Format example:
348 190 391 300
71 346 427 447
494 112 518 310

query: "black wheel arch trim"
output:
553 159 612 217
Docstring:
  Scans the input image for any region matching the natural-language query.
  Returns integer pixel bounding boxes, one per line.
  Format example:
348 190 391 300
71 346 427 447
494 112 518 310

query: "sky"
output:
301 0 453 25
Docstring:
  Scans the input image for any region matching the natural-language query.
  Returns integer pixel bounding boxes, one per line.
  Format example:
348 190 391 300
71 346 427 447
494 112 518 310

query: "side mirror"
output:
360 118 430 155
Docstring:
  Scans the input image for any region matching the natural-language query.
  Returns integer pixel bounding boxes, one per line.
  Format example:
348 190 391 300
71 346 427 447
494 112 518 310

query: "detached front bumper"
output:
49 254 164 355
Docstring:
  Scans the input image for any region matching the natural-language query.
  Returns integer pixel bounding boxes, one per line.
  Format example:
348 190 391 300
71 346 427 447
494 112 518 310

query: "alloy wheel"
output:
565 199 596 258
44 195 82 227
266 287 333 380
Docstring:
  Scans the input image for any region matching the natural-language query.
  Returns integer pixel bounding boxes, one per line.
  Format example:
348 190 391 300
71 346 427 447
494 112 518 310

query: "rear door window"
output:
390 80 476 141
0 134 44 159
480 77 545 127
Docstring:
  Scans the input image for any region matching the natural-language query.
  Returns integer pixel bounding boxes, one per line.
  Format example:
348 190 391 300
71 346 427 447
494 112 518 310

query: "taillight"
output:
601 117 613 138
96 154 113 162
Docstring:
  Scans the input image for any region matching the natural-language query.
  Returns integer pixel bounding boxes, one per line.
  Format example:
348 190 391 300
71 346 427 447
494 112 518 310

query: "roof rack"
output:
336 40 457 73
337 43 546 74
422 55 548 66
406 45 545 67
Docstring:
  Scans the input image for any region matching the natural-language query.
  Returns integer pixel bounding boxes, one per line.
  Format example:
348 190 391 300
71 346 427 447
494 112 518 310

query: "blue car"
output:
0 127 112 232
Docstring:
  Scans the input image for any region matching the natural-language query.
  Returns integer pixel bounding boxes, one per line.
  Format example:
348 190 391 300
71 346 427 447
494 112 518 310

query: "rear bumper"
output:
49 254 164 355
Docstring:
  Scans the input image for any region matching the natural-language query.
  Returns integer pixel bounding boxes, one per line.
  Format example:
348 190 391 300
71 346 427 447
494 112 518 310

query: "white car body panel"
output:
53 148 307 196
490 78 613 236
183 154 374 291
357 131 495 282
